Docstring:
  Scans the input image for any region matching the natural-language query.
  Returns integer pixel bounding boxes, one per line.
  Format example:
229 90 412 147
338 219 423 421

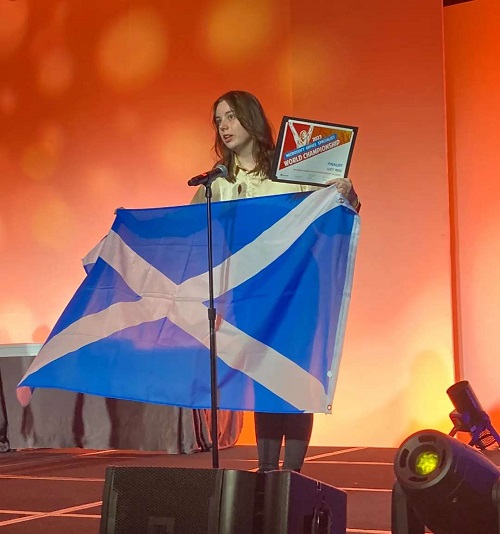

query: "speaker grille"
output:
102 467 219 534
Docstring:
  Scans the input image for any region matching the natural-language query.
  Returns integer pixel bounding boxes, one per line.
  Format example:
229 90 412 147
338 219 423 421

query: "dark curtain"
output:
0 356 242 453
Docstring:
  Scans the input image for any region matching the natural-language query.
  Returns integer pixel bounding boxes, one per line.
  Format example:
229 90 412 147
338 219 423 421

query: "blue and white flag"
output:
18 187 360 413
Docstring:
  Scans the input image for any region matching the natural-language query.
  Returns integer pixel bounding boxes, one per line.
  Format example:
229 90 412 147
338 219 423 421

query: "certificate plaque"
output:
271 116 358 187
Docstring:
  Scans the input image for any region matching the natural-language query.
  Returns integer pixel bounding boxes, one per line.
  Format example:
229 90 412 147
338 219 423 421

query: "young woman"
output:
192 90 360 472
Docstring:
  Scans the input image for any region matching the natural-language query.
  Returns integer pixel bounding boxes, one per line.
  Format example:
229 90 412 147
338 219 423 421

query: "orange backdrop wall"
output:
444 0 500 431
290 0 454 447
1 0 457 448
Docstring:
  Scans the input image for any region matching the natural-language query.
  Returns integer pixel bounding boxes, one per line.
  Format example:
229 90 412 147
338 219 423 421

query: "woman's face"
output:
215 100 253 156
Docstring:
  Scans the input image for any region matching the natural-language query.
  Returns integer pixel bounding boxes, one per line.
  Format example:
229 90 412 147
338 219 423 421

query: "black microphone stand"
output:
203 179 220 469
188 165 227 469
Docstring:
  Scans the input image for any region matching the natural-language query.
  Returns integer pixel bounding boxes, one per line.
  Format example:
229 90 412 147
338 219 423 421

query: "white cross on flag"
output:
18 187 360 413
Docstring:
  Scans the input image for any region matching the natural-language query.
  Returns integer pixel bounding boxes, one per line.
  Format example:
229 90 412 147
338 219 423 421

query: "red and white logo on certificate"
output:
272 117 358 186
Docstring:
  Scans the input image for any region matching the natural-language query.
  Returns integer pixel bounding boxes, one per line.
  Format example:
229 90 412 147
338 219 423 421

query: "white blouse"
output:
191 166 317 204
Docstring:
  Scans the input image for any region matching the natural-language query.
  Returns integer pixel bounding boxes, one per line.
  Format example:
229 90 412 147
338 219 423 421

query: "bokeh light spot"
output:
0 300 36 344
32 192 75 249
37 46 74 96
39 121 66 157
0 0 29 59
0 86 18 114
97 6 168 91
115 107 140 137
0 215 5 251
0 146 14 183
291 35 331 93
84 166 121 201
155 119 212 181
205 0 274 64
32 324 51 344
21 122 65 182
21 143 59 182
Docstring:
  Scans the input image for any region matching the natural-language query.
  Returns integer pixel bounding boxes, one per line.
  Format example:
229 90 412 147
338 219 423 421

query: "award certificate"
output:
271 116 358 187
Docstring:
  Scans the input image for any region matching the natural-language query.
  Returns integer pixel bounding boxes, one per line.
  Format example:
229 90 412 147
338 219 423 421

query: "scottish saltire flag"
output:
18 186 360 413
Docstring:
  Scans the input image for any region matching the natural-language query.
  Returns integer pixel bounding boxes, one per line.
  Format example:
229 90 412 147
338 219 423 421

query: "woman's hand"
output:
324 178 352 196
325 177 361 212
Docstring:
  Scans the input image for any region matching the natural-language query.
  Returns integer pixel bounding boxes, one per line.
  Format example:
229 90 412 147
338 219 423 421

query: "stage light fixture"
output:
447 380 500 450
392 429 500 534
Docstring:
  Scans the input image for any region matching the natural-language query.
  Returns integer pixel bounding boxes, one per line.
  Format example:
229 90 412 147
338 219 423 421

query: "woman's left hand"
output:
324 178 352 197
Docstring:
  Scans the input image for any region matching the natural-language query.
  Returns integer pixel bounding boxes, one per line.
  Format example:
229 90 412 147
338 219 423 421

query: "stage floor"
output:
4 443 498 533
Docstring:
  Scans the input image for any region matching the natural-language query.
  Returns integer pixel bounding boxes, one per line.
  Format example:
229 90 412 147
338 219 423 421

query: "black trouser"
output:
254 412 313 472
0 373 9 452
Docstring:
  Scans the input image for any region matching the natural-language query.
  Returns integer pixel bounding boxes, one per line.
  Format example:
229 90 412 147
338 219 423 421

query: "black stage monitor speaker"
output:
100 467 262 534
264 470 347 534
100 466 346 534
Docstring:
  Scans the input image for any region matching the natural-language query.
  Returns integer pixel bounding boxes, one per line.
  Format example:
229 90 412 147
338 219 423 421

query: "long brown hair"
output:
211 91 275 183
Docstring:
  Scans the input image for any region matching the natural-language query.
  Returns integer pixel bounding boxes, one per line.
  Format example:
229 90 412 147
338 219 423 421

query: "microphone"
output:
188 164 228 187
